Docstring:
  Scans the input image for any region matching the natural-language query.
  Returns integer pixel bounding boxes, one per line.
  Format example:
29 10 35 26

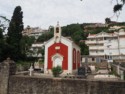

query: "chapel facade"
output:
44 23 81 74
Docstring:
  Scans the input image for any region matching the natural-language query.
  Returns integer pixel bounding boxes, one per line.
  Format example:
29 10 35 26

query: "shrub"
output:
52 66 63 77
16 61 31 71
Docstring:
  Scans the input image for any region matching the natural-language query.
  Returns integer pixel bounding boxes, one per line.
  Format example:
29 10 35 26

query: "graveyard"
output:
0 58 125 94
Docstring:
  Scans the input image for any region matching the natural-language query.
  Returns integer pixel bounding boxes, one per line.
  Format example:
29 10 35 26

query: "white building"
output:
22 26 48 39
85 29 125 61
27 43 44 58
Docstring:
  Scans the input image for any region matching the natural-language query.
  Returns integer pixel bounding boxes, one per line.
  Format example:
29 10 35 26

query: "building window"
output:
92 58 95 61
104 37 106 40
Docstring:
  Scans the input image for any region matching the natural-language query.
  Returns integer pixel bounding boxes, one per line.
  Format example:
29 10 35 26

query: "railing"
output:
90 53 105 56
86 40 104 44
86 40 97 44
98 41 104 44
89 46 104 50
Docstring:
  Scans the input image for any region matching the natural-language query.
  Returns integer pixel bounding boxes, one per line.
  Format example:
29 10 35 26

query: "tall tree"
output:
0 16 10 61
0 28 4 61
7 6 24 61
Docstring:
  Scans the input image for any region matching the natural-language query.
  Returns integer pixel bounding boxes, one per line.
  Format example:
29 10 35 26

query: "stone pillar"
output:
0 58 16 94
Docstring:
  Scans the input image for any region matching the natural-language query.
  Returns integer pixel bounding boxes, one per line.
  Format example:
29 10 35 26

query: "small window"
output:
92 58 95 61
56 27 59 33
104 37 106 40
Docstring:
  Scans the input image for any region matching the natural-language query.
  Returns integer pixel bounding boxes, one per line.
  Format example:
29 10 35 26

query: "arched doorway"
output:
54 57 62 67
52 53 63 67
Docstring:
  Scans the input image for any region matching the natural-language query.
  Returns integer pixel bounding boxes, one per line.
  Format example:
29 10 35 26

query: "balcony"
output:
86 40 96 44
90 52 105 56
86 40 104 45
89 46 104 50
97 40 104 44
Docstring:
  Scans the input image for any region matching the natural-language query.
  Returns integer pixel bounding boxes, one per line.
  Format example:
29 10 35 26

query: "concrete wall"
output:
8 76 125 94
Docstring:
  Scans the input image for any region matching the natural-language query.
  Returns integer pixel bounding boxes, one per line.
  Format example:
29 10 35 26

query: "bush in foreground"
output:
52 66 63 77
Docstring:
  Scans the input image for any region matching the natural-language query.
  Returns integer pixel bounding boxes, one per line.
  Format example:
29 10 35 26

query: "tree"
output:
7 6 24 61
62 24 82 37
79 42 89 55
20 36 35 57
0 16 10 61
113 0 125 13
37 31 53 42
105 18 111 24
0 28 4 61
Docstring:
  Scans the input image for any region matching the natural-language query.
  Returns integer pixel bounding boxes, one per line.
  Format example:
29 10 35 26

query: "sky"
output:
0 0 125 29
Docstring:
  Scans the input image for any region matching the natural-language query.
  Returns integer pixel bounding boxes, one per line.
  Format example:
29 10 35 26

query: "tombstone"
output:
78 67 86 76
29 65 34 76
89 65 95 72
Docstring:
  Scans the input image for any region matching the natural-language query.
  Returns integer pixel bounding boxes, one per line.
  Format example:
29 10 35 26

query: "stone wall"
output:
1 59 125 94
0 58 16 94
8 76 125 94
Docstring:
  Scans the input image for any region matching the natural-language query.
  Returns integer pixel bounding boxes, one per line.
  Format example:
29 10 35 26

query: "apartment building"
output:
22 26 48 39
85 29 125 61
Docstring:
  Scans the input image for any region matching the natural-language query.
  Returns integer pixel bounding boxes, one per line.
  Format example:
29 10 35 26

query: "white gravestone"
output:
29 65 34 76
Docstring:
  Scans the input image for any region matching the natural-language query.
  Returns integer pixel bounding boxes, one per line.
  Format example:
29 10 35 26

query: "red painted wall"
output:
48 43 68 70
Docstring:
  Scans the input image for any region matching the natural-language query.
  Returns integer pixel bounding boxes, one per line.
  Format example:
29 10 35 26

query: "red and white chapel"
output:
44 23 81 74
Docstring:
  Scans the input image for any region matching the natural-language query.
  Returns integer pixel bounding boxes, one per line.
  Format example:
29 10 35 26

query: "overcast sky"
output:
0 0 125 29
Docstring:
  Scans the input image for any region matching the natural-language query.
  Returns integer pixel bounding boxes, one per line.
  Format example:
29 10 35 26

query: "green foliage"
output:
37 30 53 42
0 16 10 61
6 6 24 61
71 30 85 44
52 66 63 77
113 0 125 13
86 27 109 34
16 61 31 71
20 36 35 55
109 22 125 27
114 4 123 13
0 16 10 22
79 42 89 55
0 28 4 61
62 24 82 37
105 18 111 24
